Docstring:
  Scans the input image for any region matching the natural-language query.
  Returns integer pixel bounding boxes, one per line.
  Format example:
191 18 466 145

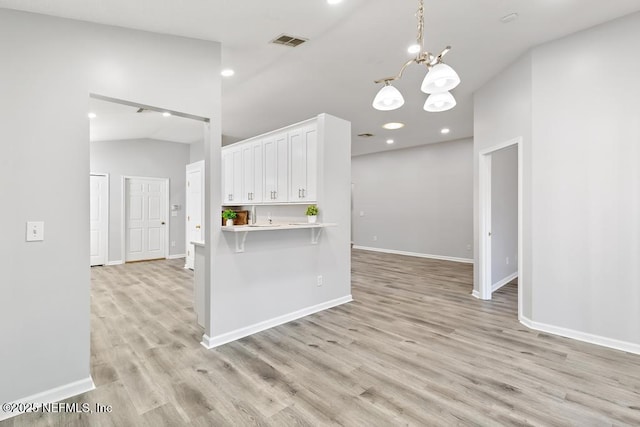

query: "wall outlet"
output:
171 241 176 247
506 257 509 265
359 211 365 217
466 244 472 251
317 275 323 287
372 235 377 241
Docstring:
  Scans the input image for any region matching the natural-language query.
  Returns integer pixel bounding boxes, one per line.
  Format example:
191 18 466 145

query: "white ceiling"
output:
2 0 640 155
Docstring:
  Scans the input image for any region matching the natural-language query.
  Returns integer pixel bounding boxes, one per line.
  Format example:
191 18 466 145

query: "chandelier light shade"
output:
372 0 460 113
423 91 457 112
421 63 460 94
372 84 405 111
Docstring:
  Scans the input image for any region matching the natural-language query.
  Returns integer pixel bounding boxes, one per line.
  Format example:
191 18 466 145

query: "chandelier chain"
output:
416 0 424 49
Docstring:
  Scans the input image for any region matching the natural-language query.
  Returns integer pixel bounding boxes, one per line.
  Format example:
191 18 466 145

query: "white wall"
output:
190 139 205 163
474 52 532 317
90 138 191 261
491 145 518 287
205 114 351 346
529 12 640 345
352 138 473 261
0 9 220 407
475 11 640 350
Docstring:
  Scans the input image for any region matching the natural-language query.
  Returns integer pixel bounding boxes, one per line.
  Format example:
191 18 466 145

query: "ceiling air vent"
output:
357 133 374 138
270 34 308 47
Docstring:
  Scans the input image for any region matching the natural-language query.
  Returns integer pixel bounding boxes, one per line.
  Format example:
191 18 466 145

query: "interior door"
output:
126 177 167 262
185 161 204 269
90 174 108 266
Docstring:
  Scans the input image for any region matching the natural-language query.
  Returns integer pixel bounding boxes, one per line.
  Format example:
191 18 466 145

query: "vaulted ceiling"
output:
2 0 639 155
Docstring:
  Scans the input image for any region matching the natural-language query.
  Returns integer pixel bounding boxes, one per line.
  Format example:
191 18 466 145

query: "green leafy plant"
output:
222 209 237 220
305 205 318 216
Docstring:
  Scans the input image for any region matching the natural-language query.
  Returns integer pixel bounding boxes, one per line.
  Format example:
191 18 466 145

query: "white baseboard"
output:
353 245 473 264
471 290 482 299
492 272 518 292
201 295 353 349
106 260 124 266
0 377 95 421
167 254 186 260
520 316 640 356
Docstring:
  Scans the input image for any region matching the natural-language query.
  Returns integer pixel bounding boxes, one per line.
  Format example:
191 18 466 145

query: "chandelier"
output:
372 0 460 112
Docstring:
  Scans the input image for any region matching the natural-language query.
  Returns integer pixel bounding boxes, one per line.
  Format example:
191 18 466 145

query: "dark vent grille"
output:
358 133 374 138
271 34 308 47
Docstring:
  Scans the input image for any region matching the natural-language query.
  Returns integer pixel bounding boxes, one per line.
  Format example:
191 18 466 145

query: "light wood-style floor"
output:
6 250 640 426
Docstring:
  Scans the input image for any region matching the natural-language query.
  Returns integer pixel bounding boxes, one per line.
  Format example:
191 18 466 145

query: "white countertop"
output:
221 222 336 233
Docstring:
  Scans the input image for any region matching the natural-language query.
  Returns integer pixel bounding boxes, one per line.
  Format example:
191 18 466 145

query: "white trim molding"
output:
471 290 481 299
492 272 518 293
106 260 124 266
201 295 353 349
0 377 95 421
520 317 640 356
353 245 473 264
167 254 186 260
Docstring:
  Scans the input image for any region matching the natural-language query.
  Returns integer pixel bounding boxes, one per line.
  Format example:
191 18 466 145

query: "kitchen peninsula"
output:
198 114 352 349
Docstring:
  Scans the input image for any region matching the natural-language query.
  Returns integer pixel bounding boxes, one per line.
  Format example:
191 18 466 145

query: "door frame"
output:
121 176 170 262
90 173 110 266
478 137 523 319
185 160 205 269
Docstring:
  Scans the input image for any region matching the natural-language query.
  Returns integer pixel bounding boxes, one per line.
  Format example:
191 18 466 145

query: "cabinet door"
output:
302 125 318 201
289 125 317 202
222 146 242 205
241 143 254 204
264 133 289 203
232 148 242 203
252 141 264 203
222 149 233 205
242 141 263 204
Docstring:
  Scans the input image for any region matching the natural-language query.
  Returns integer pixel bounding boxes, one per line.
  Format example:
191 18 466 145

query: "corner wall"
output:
474 11 640 351
529 12 640 347
0 9 220 408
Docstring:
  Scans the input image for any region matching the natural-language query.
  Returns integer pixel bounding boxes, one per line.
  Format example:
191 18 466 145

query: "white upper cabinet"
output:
289 124 317 202
264 132 289 203
222 145 242 205
222 118 318 205
241 141 263 204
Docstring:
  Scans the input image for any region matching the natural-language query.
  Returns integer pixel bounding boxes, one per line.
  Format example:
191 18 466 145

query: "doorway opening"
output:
478 137 523 319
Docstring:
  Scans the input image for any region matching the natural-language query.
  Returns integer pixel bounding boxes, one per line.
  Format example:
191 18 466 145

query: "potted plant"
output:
222 209 237 227
305 205 318 224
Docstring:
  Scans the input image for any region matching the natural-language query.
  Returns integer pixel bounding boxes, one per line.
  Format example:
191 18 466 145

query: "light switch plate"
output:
26 221 44 242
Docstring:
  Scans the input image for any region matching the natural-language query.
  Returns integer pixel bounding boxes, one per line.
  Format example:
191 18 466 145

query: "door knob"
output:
195 225 201 229
161 222 166 225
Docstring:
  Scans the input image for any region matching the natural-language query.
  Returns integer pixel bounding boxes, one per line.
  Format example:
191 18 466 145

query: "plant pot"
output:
307 215 317 224
226 219 234 227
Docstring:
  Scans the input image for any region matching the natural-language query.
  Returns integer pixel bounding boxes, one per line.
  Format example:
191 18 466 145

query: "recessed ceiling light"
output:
382 122 405 130
221 69 235 77
441 128 450 134
407 44 421 54
162 112 172 117
327 0 343 4
500 13 519 24
87 112 97 119
386 139 394 144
